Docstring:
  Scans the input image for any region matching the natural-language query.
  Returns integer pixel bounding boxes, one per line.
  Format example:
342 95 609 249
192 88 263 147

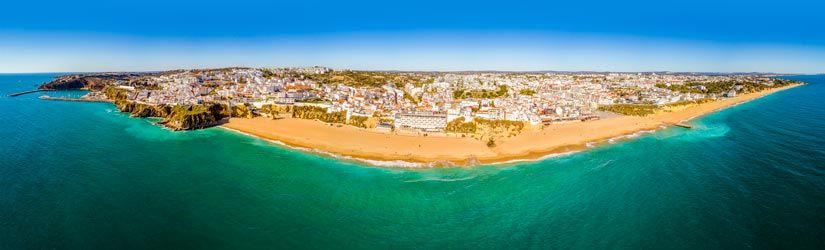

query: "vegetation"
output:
655 79 798 95
486 138 496 148
474 118 525 132
475 118 524 139
103 86 129 101
169 105 209 119
159 104 226 130
611 87 643 98
262 104 373 127
403 91 419 104
602 79 800 117
261 69 278 79
453 85 509 99
348 115 368 128
598 104 658 116
260 104 294 118
292 106 347 123
519 89 536 96
348 115 378 128
378 117 395 126
663 98 714 107
296 97 331 104
230 104 254 118
446 116 525 141
452 89 465 99
261 69 436 87
445 117 478 133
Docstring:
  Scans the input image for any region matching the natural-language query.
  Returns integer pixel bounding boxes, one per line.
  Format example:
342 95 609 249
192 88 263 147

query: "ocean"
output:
1 74 823 249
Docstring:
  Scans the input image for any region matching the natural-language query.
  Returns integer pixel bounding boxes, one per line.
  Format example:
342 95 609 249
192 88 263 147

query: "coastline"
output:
221 84 803 167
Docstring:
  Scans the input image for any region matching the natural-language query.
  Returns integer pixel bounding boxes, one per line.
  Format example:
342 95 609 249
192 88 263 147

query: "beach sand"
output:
222 84 801 166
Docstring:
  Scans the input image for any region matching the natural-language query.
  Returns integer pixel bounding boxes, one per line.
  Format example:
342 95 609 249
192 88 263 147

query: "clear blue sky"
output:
1 0 823 73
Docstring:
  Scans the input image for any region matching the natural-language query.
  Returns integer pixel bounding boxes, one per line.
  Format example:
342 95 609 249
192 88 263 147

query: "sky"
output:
0 0 823 73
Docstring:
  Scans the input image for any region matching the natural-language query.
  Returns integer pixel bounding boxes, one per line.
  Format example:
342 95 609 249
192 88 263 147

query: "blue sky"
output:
1 0 823 73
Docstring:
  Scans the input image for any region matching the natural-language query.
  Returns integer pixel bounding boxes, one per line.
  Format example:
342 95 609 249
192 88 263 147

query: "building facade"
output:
396 112 448 131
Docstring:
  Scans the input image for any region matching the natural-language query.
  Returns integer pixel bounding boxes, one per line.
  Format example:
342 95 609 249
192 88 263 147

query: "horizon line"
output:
1 67 821 76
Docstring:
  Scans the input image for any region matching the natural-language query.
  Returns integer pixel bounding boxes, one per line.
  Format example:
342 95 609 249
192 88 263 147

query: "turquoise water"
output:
1 74 823 249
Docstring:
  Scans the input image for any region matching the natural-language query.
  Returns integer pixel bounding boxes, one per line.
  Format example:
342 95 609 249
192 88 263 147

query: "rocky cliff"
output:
105 87 228 131
159 108 220 130
115 101 228 131
115 101 172 118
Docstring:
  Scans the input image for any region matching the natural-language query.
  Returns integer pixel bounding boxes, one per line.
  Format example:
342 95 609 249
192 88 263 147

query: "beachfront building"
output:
396 112 448 132
99 67 788 133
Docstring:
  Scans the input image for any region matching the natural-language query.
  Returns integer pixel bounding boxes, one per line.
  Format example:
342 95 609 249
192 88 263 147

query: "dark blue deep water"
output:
1 74 823 249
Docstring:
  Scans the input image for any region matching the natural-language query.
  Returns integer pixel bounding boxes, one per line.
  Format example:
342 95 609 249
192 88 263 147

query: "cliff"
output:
39 76 111 90
158 104 228 130
229 104 255 118
115 101 228 131
115 101 172 118
41 75 237 131
106 87 228 131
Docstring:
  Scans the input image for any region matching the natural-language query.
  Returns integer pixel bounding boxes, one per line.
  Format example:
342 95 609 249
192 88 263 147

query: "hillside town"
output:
92 67 788 132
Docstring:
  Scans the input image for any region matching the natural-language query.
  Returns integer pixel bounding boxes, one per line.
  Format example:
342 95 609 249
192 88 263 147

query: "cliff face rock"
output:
159 103 228 131
230 104 255 118
38 73 245 131
113 100 227 131
159 111 219 131
115 101 171 118
51 82 230 131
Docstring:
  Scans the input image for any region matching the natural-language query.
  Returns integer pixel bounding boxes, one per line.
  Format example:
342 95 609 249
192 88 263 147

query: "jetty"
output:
8 89 51 97
672 122 693 129
38 95 111 103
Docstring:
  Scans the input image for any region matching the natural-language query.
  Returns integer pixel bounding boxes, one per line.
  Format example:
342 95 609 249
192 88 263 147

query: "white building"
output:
396 112 447 131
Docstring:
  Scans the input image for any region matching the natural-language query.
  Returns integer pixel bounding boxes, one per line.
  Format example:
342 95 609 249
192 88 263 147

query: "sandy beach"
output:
222 84 802 166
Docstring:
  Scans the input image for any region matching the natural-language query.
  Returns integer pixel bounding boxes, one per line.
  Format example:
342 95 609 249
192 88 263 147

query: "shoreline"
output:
221 84 803 168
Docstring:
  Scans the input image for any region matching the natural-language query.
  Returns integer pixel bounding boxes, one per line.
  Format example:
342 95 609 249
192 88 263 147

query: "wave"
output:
404 175 478 182
591 159 615 171
607 129 657 144
491 151 582 166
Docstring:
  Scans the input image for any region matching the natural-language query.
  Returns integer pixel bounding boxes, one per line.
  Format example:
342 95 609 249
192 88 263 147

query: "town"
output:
81 67 790 134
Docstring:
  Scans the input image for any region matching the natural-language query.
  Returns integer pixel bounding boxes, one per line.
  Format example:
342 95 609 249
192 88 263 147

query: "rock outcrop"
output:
114 99 227 130
39 76 110 90
39 72 149 91
41 74 230 131
159 108 220 130
115 101 172 118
